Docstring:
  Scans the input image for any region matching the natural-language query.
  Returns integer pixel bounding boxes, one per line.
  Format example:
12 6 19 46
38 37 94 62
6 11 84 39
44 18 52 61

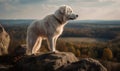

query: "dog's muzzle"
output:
69 14 78 20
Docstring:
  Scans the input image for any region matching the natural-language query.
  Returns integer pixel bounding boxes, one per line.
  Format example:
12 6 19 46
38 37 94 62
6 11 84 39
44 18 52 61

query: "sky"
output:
0 0 120 20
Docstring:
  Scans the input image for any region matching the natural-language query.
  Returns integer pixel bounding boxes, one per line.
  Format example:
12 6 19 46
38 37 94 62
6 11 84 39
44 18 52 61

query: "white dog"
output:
26 5 78 55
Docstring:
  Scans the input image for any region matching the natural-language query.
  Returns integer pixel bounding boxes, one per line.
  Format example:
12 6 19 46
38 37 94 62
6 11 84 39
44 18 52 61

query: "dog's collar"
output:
53 15 62 24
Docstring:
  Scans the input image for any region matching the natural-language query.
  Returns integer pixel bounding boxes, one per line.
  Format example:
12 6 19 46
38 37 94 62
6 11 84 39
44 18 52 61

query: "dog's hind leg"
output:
26 31 38 55
26 34 33 55
32 37 42 54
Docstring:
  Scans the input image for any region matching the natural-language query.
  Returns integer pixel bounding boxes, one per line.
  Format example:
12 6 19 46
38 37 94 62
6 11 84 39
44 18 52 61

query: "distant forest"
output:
0 20 120 62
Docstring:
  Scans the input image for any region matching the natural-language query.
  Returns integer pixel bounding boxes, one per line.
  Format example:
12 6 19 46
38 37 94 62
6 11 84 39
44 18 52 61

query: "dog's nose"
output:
76 14 78 17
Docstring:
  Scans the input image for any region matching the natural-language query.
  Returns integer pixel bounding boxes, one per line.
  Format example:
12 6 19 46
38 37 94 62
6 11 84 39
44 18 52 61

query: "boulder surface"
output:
14 52 78 71
0 52 108 71
57 58 107 71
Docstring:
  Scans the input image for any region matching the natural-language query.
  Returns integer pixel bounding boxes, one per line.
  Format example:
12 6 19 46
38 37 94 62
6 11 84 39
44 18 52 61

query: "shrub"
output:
75 49 81 57
102 47 113 60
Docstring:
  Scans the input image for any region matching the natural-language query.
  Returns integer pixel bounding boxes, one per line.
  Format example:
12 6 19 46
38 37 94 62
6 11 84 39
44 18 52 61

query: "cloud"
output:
0 0 20 12
0 3 58 19
76 7 120 20
0 0 120 20
99 0 119 2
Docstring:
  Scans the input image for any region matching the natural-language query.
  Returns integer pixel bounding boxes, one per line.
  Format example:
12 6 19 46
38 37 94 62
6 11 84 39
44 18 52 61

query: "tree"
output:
102 47 113 60
68 46 76 53
75 49 80 57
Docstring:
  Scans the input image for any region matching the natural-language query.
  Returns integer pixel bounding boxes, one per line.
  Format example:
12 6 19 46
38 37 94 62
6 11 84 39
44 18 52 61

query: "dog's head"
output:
55 5 78 22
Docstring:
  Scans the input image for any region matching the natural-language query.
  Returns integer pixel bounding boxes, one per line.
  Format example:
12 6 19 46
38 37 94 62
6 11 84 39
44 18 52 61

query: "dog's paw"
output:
52 50 59 54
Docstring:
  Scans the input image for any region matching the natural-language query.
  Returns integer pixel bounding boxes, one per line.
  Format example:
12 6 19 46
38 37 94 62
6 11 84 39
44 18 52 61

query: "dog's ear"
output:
59 5 67 14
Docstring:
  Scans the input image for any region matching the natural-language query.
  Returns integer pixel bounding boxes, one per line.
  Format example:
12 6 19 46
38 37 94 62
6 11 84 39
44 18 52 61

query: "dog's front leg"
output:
48 37 55 52
54 36 59 48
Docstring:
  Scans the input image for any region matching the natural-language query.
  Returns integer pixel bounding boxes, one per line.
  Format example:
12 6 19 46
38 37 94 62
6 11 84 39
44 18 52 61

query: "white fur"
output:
26 5 78 55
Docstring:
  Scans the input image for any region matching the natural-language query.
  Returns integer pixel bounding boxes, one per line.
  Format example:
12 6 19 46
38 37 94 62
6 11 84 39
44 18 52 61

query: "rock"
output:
13 52 78 71
57 58 107 71
100 60 120 71
0 64 13 71
0 24 10 55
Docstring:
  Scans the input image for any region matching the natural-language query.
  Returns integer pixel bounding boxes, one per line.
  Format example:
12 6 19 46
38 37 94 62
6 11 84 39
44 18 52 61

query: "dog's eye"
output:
70 11 73 13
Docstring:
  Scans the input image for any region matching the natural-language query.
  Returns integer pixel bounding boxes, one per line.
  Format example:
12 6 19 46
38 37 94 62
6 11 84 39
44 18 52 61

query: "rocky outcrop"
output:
57 58 107 71
13 52 78 71
100 61 120 71
0 51 108 71
0 24 10 55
